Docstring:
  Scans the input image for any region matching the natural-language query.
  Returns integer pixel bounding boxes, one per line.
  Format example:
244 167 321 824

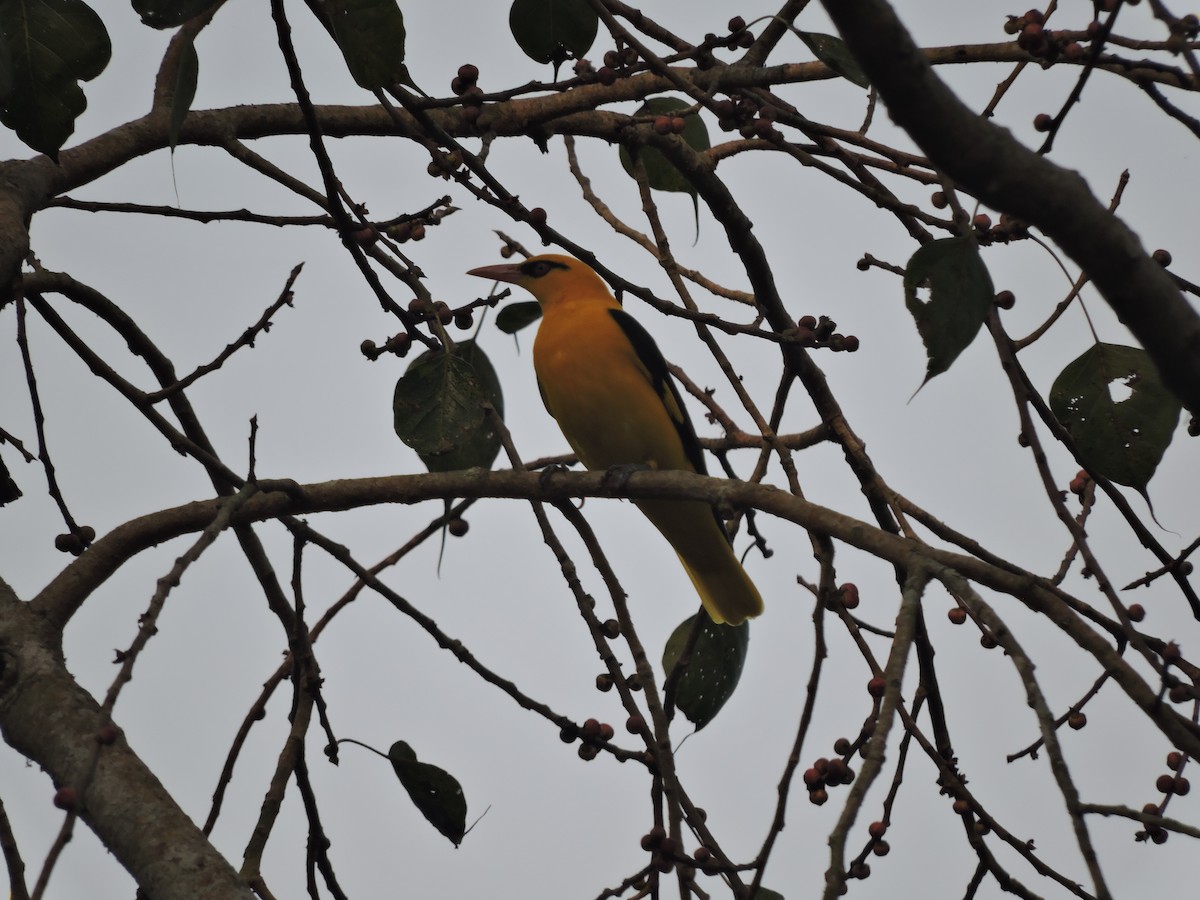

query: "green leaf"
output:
132 0 219 28
796 31 870 88
509 0 597 66
1049 343 1181 491
388 741 467 847
393 340 504 473
0 0 111 158
752 889 785 900
663 613 748 730
327 0 407 90
495 300 542 335
903 237 994 385
168 36 198 151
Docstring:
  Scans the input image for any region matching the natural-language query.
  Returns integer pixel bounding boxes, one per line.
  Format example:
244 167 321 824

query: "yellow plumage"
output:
468 254 763 625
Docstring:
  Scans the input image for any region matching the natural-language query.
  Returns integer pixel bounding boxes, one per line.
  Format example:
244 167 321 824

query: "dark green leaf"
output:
1049 343 1181 491
168 36 198 151
0 0 111 158
663 613 748 730
0 455 21 505
619 97 710 234
509 0 597 66
327 0 407 89
132 0 219 28
903 237 994 385
752 889 785 900
495 300 542 335
388 741 467 846
393 340 504 473
796 31 870 88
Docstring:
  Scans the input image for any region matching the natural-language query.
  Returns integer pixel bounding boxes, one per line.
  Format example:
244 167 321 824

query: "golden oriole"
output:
468 254 763 625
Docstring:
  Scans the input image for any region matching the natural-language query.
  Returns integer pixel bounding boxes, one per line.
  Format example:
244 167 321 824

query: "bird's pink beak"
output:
467 262 524 284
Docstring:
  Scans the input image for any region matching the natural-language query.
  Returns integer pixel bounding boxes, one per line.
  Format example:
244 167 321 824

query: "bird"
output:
467 254 763 625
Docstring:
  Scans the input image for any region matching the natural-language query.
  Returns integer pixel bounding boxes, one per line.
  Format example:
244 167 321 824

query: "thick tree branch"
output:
22 469 1200 760
0 580 253 900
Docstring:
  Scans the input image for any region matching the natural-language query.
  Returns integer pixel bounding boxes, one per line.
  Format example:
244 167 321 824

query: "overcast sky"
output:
2 2 1199 898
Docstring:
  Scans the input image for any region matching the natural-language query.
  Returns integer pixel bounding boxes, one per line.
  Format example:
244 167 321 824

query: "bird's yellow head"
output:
467 254 611 307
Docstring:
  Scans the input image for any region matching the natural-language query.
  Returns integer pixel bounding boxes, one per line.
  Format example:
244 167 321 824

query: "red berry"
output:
802 767 823 788
868 820 887 838
447 518 469 537
1156 774 1176 794
653 116 673 135
1153 248 1173 267
931 191 948 209
1033 113 1053 132
872 840 890 856
867 676 886 698
1068 712 1087 730
809 788 828 805
527 207 547 226
1175 776 1191 796
994 289 1015 309
1167 751 1183 768
839 583 860 609
457 63 479 83
626 714 645 734
1127 603 1145 622
53 786 78 811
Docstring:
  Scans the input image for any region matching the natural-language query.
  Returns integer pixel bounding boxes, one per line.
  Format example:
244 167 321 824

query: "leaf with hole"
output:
663 612 748 730
327 0 407 89
1049 343 1181 493
903 237 994 386
0 0 111 158
394 340 504 473
388 741 467 846
509 0 597 67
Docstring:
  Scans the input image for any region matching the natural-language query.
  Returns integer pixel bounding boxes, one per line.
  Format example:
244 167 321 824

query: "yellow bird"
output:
468 254 763 625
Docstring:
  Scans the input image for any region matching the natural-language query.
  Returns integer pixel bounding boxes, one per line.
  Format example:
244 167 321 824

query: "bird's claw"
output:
602 462 652 491
538 462 572 489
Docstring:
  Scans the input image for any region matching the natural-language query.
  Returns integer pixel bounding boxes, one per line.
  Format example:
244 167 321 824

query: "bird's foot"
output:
537 462 572 489
601 462 652 490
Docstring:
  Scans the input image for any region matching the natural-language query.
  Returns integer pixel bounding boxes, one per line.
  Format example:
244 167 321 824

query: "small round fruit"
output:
447 518 469 537
994 289 1016 309
1127 603 1145 622
867 676 886 698
948 606 968 625
528 207 548 226
868 820 887 838
53 786 78 811
1153 248 1173 267
1033 113 1053 132
839 583 860 609
1068 711 1087 730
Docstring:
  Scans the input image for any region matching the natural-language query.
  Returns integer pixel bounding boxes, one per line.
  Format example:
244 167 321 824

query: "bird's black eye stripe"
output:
520 259 569 279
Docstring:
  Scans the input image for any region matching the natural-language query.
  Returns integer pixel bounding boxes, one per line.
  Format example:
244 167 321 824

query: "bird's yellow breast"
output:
533 298 693 473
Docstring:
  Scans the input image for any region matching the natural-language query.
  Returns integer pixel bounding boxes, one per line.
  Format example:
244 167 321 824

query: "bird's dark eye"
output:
521 259 568 279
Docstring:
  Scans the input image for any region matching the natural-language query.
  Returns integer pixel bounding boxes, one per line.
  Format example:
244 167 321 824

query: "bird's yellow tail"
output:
636 498 763 626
